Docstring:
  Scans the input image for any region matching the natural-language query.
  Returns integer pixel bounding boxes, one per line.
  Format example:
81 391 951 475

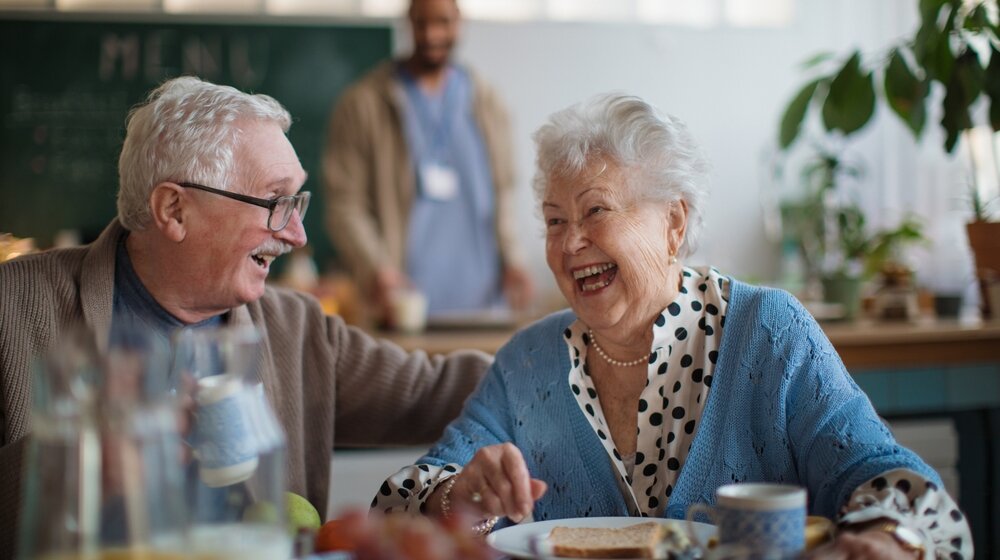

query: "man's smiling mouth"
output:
251 254 276 268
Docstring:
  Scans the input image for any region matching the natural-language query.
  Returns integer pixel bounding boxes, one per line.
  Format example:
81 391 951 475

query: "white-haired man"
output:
0 76 490 557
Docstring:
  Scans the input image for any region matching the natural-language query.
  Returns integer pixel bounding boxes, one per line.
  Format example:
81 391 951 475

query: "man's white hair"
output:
117 76 292 231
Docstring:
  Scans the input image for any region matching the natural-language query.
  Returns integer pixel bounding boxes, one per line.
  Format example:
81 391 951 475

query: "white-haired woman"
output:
374 94 972 559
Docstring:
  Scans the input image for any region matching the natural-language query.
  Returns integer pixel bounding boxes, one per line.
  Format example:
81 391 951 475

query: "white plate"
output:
487 517 715 559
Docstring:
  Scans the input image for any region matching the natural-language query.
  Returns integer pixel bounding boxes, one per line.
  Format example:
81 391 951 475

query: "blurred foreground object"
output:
172 326 292 558
316 509 498 560
0 233 36 262
17 328 188 559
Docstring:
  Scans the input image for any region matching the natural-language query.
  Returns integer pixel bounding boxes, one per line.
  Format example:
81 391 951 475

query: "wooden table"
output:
380 319 1000 370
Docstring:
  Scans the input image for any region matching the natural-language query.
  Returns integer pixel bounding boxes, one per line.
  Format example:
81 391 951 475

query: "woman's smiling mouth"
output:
573 263 617 292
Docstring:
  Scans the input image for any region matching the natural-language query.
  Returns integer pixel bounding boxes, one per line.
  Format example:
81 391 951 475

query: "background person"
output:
323 0 534 325
372 94 973 559
0 76 491 558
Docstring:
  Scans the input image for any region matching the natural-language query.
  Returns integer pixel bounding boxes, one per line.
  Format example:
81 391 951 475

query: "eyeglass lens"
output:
270 193 310 232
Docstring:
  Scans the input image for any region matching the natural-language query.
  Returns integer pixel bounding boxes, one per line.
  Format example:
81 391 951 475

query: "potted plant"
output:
821 202 924 320
776 144 924 319
777 0 1000 316
966 187 1000 316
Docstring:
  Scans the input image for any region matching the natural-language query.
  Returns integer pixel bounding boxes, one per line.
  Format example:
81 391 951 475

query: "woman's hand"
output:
432 443 547 523
806 529 922 560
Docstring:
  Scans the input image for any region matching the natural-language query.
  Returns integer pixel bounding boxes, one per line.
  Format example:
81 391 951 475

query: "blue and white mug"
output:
687 483 806 559
192 373 262 487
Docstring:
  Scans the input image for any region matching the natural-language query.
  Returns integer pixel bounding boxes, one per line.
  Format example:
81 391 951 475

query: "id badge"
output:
419 163 459 200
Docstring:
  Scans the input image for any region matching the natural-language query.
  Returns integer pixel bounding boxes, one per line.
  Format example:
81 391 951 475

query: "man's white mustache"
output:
252 241 294 257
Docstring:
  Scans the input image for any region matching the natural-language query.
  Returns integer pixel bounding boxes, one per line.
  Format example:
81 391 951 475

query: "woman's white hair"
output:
532 93 710 258
117 76 292 231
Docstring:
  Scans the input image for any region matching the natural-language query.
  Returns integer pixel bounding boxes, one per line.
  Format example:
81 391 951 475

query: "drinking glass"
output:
18 328 189 560
171 326 291 559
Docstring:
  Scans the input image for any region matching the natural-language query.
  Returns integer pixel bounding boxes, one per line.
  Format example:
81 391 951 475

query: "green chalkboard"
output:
0 14 391 270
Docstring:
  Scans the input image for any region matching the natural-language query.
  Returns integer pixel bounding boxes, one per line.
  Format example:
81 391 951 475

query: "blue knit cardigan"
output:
418 279 938 525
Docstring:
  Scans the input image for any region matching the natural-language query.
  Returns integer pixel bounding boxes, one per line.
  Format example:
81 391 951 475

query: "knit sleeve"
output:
331 317 492 447
322 77 389 284
839 468 973 560
769 293 942 518
368 359 515 514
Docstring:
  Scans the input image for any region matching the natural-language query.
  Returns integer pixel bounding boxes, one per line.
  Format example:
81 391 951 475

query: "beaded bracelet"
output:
439 475 500 536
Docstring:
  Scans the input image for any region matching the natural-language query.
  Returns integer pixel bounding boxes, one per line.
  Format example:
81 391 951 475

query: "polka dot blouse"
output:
563 266 728 518
372 267 972 558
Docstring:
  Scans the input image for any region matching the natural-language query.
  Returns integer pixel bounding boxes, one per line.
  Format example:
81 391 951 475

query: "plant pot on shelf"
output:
821 272 863 321
966 221 1000 319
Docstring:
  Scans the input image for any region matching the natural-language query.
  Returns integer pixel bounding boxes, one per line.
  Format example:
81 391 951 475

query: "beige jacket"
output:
322 61 523 293
0 219 490 557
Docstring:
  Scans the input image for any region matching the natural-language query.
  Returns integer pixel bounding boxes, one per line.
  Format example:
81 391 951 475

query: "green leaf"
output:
800 52 834 70
957 48 985 101
779 79 821 149
917 6 958 83
914 0 950 61
884 48 929 137
918 0 946 23
964 3 989 33
822 52 876 136
984 45 1000 131
940 49 983 152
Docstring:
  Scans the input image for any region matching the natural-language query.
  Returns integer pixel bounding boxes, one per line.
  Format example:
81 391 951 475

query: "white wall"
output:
396 0 979 301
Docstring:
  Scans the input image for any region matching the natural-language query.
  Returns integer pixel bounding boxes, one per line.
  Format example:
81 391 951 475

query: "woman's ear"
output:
666 199 689 256
149 182 188 243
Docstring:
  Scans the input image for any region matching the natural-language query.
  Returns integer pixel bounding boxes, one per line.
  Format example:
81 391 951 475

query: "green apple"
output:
285 491 321 535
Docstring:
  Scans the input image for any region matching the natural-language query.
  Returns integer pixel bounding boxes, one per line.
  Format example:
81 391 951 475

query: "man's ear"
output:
666 199 689 256
149 182 188 242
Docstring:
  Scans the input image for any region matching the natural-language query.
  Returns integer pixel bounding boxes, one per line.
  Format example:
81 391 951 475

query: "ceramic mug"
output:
687 483 807 559
391 289 428 333
192 373 262 487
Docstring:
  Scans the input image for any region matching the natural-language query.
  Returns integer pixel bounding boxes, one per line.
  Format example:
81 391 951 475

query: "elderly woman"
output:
373 95 972 558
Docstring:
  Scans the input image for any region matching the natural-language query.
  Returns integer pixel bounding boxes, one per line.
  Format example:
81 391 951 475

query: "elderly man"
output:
323 0 534 325
0 76 490 557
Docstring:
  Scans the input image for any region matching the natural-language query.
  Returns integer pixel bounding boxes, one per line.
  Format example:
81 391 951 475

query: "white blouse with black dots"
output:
372 267 972 559
562 266 728 517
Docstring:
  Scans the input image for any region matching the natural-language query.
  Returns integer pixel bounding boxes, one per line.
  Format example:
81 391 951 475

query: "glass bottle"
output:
18 328 189 560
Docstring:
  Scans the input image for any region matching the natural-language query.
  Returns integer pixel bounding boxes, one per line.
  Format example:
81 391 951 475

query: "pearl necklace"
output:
588 330 648 367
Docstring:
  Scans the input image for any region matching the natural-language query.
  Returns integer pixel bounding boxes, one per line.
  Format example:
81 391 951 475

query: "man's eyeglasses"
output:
179 182 311 233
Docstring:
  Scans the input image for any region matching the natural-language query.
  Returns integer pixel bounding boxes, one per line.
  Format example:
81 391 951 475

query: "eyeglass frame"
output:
178 182 311 232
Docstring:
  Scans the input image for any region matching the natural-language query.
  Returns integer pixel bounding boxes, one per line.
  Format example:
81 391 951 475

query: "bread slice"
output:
548 521 667 558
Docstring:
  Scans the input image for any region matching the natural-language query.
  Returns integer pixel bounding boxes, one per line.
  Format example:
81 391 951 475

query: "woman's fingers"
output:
529 478 548 500
462 443 538 522
499 444 534 518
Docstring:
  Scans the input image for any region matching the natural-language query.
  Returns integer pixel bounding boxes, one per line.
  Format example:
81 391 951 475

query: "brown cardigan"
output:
0 219 491 557
322 60 524 294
